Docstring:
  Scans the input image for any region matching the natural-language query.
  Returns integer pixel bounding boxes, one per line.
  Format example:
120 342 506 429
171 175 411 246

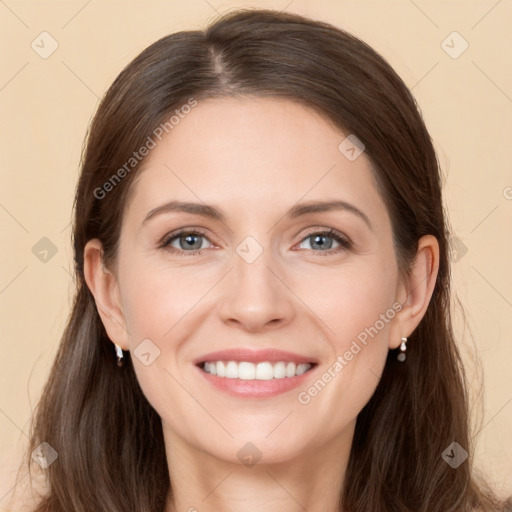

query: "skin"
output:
84 97 439 512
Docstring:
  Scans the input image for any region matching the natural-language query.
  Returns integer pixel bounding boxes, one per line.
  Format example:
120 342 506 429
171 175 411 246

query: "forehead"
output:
124 96 387 229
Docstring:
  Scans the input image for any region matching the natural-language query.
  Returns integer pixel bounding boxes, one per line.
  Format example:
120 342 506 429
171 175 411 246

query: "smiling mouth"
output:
198 361 317 380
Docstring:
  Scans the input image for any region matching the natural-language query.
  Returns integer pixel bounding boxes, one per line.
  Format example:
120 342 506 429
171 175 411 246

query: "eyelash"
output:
159 227 352 257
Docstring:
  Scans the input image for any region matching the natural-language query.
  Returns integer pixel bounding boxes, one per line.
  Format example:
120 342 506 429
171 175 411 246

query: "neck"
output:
163 422 354 512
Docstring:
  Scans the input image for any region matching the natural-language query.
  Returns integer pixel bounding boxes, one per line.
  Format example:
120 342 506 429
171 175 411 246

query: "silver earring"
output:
397 337 407 362
114 344 125 367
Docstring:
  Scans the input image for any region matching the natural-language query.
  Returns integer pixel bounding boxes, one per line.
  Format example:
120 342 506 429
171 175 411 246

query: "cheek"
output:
119 257 216 343
295 260 398 420
303 257 399 349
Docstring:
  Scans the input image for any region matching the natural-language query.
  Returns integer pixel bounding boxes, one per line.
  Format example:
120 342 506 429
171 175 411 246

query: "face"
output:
106 97 407 464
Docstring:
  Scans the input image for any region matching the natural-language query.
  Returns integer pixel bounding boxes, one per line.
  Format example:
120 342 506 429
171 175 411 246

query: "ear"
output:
389 234 440 349
83 238 129 350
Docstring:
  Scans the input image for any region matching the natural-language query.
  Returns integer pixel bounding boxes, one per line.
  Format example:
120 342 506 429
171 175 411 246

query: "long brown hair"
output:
20 9 507 511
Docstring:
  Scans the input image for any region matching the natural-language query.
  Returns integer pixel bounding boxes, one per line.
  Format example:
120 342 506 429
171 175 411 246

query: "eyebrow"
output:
142 199 373 231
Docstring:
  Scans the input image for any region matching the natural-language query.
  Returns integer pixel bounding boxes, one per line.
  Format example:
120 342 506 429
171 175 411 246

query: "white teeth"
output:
256 362 274 380
296 363 310 375
201 360 312 379
204 362 217 375
286 362 296 377
273 361 286 379
238 362 256 380
216 361 226 377
225 361 238 378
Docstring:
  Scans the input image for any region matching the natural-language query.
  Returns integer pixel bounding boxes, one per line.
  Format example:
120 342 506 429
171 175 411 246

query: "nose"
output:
217 245 296 332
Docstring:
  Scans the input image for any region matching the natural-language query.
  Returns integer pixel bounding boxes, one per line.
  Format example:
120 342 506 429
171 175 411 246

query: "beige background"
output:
1 0 511 508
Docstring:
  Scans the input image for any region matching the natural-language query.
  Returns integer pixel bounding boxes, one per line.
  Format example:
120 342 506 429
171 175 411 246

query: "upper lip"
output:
194 348 317 365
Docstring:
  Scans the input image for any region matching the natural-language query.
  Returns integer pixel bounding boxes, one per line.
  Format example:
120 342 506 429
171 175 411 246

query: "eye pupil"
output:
182 234 202 250
311 234 333 250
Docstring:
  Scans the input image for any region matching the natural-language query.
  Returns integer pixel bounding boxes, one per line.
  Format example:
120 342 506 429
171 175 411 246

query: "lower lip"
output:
196 365 317 398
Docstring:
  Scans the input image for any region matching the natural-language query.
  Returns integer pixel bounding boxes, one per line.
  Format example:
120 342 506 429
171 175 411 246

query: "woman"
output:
19 8 509 512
